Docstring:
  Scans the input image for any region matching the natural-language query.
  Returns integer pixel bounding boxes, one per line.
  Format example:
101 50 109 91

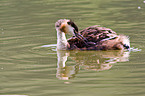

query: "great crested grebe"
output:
55 19 130 50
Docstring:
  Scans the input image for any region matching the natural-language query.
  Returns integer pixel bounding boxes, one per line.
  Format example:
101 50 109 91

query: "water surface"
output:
0 0 145 96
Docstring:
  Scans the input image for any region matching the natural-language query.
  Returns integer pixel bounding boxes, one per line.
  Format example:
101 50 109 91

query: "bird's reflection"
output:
56 50 130 80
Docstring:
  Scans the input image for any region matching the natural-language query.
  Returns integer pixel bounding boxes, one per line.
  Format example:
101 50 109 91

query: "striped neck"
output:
56 29 68 50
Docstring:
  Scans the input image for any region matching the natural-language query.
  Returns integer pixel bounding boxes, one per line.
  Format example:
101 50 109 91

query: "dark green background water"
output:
0 0 145 96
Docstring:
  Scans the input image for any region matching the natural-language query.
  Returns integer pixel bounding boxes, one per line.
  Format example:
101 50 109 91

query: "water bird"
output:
55 19 130 50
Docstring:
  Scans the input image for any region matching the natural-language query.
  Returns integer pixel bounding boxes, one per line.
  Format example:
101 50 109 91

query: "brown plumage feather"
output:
67 25 126 50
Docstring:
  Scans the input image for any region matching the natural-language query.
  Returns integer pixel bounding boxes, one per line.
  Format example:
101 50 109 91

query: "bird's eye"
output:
67 21 71 25
56 25 59 27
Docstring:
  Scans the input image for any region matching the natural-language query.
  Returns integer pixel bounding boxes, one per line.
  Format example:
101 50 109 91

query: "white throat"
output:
56 29 68 50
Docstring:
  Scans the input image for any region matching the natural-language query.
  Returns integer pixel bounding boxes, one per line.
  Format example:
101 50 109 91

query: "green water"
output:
0 0 145 96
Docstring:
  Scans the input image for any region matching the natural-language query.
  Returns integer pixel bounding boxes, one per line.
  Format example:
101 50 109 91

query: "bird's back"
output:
68 25 129 50
80 25 117 42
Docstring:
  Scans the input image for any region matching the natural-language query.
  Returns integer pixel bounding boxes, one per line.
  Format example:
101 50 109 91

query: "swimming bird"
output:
55 19 130 50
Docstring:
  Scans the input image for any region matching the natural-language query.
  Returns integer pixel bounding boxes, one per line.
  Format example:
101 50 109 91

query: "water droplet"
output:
138 6 141 9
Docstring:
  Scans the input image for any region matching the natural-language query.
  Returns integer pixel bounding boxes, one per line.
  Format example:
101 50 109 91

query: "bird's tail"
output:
119 35 130 49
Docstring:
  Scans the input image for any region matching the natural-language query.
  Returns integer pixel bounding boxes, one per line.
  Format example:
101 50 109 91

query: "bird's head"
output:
55 19 78 35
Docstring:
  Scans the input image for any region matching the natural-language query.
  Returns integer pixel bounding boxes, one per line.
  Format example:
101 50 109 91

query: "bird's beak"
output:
73 29 78 36
73 30 88 46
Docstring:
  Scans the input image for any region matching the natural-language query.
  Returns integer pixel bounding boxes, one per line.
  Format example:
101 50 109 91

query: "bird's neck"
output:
57 29 69 50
